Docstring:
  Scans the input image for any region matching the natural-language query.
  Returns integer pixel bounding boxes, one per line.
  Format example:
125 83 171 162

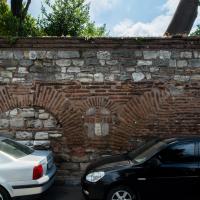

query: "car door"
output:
141 140 199 198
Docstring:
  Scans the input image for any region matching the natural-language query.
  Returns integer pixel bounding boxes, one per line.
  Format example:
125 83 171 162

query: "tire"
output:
107 186 137 200
0 187 10 200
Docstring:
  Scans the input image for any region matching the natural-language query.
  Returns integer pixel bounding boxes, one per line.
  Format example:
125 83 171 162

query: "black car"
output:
81 137 200 200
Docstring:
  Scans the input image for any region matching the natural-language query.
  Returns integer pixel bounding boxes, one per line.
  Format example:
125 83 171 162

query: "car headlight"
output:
86 171 105 183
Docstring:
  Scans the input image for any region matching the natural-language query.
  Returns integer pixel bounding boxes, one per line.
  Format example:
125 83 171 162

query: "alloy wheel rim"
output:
111 190 134 200
0 193 3 200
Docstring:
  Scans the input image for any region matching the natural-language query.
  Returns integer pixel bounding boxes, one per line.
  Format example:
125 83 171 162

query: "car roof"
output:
0 137 7 141
162 136 200 144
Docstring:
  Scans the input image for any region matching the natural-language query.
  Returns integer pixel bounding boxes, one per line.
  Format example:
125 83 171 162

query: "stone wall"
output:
0 37 200 183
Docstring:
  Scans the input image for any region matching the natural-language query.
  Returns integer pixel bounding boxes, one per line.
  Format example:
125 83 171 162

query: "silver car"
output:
0 137 56 200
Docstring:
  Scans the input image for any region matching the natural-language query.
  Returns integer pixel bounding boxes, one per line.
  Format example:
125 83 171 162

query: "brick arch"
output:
111 88 171 150
0 83 83 147
73 96 119 150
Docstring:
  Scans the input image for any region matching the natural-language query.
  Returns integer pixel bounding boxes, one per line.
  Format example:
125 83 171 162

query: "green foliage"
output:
191 25 200 36
39 0 107 37
0 0 42 37
80 22 108 38
0 0 107 37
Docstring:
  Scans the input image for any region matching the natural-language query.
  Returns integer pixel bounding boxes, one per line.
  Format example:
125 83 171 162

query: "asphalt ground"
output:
25 185 200 200
39 185 84 200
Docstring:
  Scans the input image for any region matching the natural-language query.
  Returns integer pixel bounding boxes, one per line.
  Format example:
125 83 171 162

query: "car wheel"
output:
0 187 10 200
107 186 137 200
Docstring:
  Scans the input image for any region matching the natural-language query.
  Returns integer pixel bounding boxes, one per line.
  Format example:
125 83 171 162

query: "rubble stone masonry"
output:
0 37 200 183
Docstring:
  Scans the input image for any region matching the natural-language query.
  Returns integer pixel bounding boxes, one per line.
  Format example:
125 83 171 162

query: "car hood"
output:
85 153 132 173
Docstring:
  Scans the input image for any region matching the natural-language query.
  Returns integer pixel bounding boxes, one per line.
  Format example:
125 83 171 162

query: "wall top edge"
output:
1 37 200 49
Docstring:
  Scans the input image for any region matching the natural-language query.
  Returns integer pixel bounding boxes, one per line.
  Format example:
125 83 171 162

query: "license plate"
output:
48 160 53 169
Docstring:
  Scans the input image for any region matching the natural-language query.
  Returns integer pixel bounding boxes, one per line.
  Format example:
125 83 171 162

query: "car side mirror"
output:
148 157 161 168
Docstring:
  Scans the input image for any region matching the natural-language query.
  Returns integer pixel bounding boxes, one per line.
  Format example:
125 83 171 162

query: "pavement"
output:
38 185 84 200
32 185 199 200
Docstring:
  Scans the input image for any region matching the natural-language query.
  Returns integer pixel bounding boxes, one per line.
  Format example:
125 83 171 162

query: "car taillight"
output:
33 164 43 180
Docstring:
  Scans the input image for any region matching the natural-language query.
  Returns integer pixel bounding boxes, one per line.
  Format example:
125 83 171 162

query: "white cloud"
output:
113 0 180 37
86 0 118 19
191 7 200 33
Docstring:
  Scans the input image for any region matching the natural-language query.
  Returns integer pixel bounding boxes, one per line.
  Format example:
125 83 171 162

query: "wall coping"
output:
1 37 200 50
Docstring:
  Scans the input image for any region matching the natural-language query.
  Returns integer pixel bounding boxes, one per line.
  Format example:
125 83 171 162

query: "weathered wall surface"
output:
0 37 200 183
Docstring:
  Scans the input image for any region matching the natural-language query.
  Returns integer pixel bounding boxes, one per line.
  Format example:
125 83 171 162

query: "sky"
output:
21 0 200 36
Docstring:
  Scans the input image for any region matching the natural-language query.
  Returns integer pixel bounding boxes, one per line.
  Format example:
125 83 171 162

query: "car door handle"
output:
137 178 147 181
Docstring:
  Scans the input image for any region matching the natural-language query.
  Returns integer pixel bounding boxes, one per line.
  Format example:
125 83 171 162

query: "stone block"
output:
49 133 62 138
20 109 35 118
177 60 188 68
106 60 118 65
12 78 25 82
137 60 152 66
37 51 46 59
159 50 171 59
35 132 49 140
58 51 80 59
126 67 135 72
134 51 143 58
34 140 50 149
85 58 99 66
77 73 93 82
191 75 200 81
169 60 176 67
132 72 145 82
16 131 33 140
39 113 50 120
188 59 200 68
150 67 159 73
180 51 192 59
82 51 96 58
46 51 56 59
33 119 43 128
56 59 71 67
146 73 152 80
9 109 18 117
43 119 56 128
19 60 33 67
72 60 84 67
61 67 67 73
18 67 28 74
94 73 104 82
99 60 106 66
97 51 111 60
10 118 24 128
143 51 159 59
1 71 13 78
0 119 9 128
67 67 81 73
0 51 13 59
193 51 200 58
55 74 74 80
174 75 190 82
39 109 45 113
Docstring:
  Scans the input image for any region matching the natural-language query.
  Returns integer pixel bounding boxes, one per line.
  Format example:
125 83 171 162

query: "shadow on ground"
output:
27 185 199 200
38 185 84 200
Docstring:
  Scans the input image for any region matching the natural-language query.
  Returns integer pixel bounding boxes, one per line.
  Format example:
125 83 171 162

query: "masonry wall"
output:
0 37 200 183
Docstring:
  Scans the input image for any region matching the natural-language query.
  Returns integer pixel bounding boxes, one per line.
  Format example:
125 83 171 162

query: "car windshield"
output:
128 140 167 165
0 139 34 159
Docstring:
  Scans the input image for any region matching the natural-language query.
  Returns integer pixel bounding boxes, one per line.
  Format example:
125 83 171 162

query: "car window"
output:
0 139 34 159
158 142 195 164
133 141 167 164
